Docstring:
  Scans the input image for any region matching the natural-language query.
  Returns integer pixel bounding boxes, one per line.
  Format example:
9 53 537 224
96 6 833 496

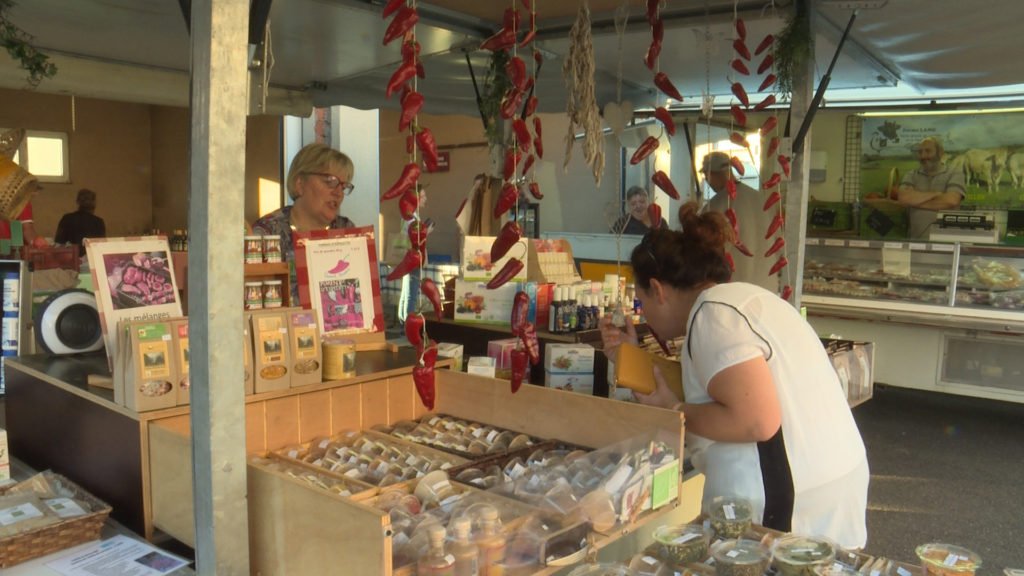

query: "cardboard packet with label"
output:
614 342 683 401
466 356 496 378
171 318 190 406
289 309 322 388
436 342 464 371
251 309 292 393
121 320 179 412
545 343 596 374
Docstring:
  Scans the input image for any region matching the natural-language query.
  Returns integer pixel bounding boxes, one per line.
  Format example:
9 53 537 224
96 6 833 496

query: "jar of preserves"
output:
244 281 264 310
244 235 264 264
263 235 283 263
263 280 283 308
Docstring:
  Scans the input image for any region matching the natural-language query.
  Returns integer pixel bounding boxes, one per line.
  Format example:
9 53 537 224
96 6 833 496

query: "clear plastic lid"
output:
653 523 707 546
712 539 769 566
566 562 635 576
772 534 836 566
708 495 754 522
915 543 982 574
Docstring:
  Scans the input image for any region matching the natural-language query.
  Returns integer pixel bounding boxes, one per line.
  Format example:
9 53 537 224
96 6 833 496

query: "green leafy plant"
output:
0 0 57 87
773 0 812 99
480 50 512 148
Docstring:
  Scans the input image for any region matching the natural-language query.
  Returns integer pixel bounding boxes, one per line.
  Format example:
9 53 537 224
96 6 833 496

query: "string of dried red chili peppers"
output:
641 0 683 229
381 0 441 409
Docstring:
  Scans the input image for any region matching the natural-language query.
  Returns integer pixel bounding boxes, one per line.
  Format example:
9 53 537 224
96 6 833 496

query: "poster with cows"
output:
861 112 1024 207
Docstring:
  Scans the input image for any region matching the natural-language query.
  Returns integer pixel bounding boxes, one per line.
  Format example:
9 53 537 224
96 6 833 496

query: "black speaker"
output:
34 289 104 355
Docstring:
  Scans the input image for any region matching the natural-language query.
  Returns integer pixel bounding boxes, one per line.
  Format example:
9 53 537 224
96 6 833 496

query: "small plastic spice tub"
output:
711 539 770 576
915 543 981 576
653 523 710 566
708 496 754 539
771 535 836 576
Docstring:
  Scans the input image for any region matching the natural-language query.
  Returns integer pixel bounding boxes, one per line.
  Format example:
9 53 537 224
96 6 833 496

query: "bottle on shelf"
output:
450 516 479 576
417 524 455 576
474 507 506 575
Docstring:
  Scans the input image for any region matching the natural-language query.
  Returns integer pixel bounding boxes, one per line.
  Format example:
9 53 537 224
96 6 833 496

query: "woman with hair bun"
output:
600 201 868 549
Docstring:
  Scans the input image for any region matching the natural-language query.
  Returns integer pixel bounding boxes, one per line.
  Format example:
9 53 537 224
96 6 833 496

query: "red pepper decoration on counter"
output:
763 190 782 211
760 116 778 135
387 248 423 281
412 362 436 409
765 212 785 239
386 60 417 99
758 73 777 93
487 257 524 289
512 119 532 153
654 72 685 101
405 313 425 350
733 38 751 61
421 278 443 321
763 172 782 190
493 183 519 219
491 220 523 262
654 107 676 136
382 163 420 200
764 236 786 258
731 82 750 108
730 59 750 75
510 349 529 393
769 255 789 277
416 128 440 172
726 178 737 201
399 91 424 132
510 291 530 336
383 7 418 46
648 203 663 229
630 136 660 165
753 94 777 112
735 18 747 41
730 105 748 127
518 321 540 365
757 54 775 75
399 186 419 220
528 182 544 200
780 285 793 301
754 34 775 56
652 171 680 200
730 155 745 176
778 154 792 178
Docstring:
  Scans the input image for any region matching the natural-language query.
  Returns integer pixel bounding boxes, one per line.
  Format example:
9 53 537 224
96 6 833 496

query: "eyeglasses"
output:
306 172 355 195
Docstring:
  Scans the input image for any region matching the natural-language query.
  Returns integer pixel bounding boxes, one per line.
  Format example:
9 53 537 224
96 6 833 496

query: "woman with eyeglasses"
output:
253 143 356 303
600 201 868 549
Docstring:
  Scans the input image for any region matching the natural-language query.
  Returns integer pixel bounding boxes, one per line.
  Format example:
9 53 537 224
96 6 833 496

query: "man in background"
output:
896 136 965 239
611 186 668 235
55 188 106 249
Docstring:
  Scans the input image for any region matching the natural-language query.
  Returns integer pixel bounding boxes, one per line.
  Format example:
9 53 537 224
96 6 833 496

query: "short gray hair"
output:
286 143 354 200
625 186 649 201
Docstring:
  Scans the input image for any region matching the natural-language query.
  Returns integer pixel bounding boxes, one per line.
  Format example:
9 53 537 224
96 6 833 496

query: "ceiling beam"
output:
812 6 906 91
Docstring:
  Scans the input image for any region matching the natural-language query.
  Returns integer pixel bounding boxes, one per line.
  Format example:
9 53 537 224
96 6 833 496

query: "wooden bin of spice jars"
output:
148 369 689 575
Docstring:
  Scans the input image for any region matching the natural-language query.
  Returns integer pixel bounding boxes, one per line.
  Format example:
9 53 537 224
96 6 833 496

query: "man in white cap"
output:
702 151 777 291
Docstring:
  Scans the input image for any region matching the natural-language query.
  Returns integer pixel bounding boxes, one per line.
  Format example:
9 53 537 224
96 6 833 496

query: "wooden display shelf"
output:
244 262 289 277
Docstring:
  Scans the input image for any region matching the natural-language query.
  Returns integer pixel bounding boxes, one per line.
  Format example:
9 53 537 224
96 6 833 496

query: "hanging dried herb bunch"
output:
562 0 604 186
481 50 513 148
0 0 57 87
772 0 812 99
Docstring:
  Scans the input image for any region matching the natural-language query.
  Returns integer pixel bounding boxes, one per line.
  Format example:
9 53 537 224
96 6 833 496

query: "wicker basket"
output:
0 473 112 568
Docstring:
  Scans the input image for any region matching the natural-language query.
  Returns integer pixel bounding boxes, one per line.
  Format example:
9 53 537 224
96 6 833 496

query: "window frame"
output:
2 128 71 183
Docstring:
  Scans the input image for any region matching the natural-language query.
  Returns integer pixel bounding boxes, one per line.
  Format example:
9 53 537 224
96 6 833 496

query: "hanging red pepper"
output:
731 82 750 107
399 91 424 132
385 60 416 99
730 155 745 176
521 154 535 176
480 28 517 52
500 88 524 120
652 170 680 200
416 128 440 172
382 0 405 20
763 172 782 190
734 239 754 257
519 27 537 48
758 73 777 93
730 132 750 148
400 38 421 65
420 278 443 321
654 72 684 101
518 321 540 365
769 255 789 276
405 313 425 350
733 38 751 61
399 186 419 220
387 248 423 281
491 220 523 262
383 6 418 46
730 104 747 127
511 291 530 336
763 190 782 211
382 163 420 200
415 61 425 79
648 203 663 229
501 6 520 30
652 17 664 44
406 133 415 154
754 34 775 56
761 115 778 135
493 183 519 219
644 40 662 71
487 257 524 289
654 107 676 136
725 251 735 272
512 119 532 152
778 154 791 178
510 349 529 393
757 54 775 75
528 182 543 200
408 219 430 249
534 133 544 159
735 18 747 41
731 59 750 75
503 149 522 181
753 94 777 112
630 136 660 165
766 136 780 158
646 0 660 24
765 212 785 239
780 285 793 301
726 178 737 200
412 363 435 410
725 208 739 236
506 56 529 92
533 115 543 141
524 95 538 117
764 236 786 258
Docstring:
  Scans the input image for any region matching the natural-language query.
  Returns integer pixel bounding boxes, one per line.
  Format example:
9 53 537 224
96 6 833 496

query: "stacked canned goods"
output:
244 234 284 265
244 279 284 310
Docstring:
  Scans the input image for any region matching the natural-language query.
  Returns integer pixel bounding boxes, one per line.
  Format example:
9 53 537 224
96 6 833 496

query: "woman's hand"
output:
599 313 638 364
633 365 680 410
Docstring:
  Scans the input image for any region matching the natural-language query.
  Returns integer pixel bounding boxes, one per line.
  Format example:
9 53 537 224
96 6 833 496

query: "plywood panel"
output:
265 395 301 451
331 385 362 434
360 380 390 430
246 402 266 455
386 375 416 424
298 389 332 441
149 417 195 547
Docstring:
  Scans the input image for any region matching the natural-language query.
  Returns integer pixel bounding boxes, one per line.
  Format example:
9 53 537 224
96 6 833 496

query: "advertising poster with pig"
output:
861 112 1024 207
305 236 379 336
85 236 183 370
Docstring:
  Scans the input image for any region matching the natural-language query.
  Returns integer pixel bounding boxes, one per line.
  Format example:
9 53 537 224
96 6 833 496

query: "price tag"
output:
672 532 701 544
0 502 44 526
896 567 913 576
824 239 846 247
642 556 659 566
930 243 955 252
943 554 959 566
727 550 741 558
849 240 871 248
807 238 822 246
723 504 736 520
909 243 927 251
883 241 904 249
882 246 912 277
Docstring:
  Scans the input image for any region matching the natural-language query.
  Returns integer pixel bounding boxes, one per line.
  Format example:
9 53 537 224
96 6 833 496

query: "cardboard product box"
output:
613 342 683 401
243 312 254 394
124 321 179 412
533 282 554 330
453 279 521 326
171 318 190 406
544 371 594 395
527 239 582 285
487 337 519 376
466 356 496 378
251 309 292 393
0 427 8 482
545 343 596 374
461 235 529 283
288 309 322 388
436 342 464 371
822 338 875 406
